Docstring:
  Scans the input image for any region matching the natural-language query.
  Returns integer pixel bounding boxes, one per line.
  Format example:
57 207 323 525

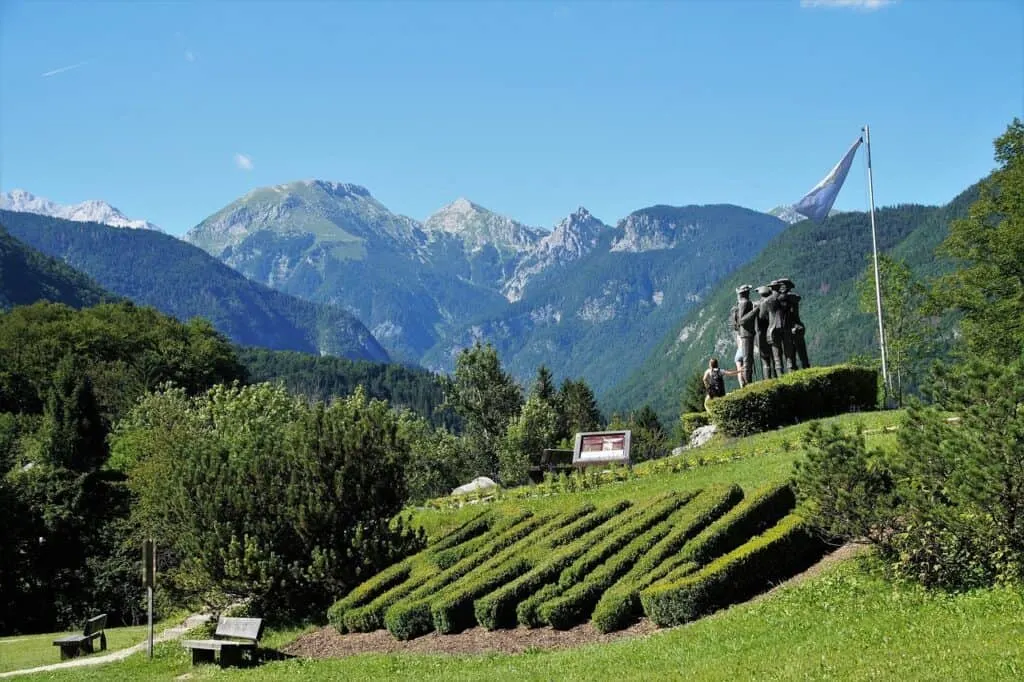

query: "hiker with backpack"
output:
702 357 740 412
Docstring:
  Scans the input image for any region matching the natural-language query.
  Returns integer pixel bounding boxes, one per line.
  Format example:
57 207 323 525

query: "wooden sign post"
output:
143 539 155 659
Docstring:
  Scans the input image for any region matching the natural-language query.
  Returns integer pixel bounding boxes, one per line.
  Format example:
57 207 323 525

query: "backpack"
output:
706 368 726 398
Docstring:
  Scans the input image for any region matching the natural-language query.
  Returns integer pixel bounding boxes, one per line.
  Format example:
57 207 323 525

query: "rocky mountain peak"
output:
424 198 544 254
0 189 163 232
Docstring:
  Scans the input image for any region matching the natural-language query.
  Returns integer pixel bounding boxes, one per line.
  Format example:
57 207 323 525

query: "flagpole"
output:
863 124 891 405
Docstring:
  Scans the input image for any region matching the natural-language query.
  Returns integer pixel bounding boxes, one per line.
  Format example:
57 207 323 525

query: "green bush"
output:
558 492 692 588
340 510 532 632
640 514 828 627
384 599 434 640
327 560 411 632
432 558 532 634
680 411 711 441
643 481 797 588
517 582 563 628
474 502 627 630
426 509 493 552
707 364 878 437
539 505 690 630
590 484 743 633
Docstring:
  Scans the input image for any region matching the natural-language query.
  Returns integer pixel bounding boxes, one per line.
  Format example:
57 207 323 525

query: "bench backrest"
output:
83 614 107 637
214 617 263 643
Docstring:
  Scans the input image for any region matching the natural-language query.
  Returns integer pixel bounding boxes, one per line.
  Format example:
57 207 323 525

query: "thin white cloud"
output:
41 61 89 78
800 0 898 9
184 49 196 62
234 153 254 171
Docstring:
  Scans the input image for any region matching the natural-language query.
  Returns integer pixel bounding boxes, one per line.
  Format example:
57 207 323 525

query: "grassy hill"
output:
605 183 981 423
13 409 1024 681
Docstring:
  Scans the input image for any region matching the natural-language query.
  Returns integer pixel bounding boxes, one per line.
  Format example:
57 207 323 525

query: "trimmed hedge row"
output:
327 560 412 632
340 510 535 632
590 484 743 633
642 481 796 589
474 501 630 630
707 364 878 437
328 510 495 632
639 513 829 627
517 581 563 628
558 492 693 589
386 509 568 639
538 503 696 630
432 558 533 634
546 500 630 548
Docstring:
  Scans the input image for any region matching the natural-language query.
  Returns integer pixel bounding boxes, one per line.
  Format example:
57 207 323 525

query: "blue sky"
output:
1 0 1021 235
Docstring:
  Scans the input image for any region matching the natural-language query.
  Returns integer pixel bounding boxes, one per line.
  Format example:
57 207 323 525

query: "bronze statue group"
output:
703 278 810 409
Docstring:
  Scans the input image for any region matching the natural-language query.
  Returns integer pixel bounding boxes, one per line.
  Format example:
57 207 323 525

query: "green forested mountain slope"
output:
0 210 389 363
422 205 787 395
237 347 457 428
0 226 115 311
608 183 980 422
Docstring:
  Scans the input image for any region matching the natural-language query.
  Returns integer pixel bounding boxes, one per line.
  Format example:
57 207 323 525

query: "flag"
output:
793 136 863 223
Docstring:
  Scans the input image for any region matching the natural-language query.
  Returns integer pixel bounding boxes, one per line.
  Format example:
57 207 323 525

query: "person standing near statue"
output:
778 277 810 369
731 285 756 386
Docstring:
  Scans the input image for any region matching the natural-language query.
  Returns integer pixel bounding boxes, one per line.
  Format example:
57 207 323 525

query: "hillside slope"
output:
1 210 389 362
0 225 116 311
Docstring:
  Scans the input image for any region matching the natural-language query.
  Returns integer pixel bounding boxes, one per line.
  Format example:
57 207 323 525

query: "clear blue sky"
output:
1 0 1021 235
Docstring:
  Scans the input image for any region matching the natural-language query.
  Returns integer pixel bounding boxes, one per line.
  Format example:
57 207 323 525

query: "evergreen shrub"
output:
681 412 711 440
640 514 828 627
707 364 878 436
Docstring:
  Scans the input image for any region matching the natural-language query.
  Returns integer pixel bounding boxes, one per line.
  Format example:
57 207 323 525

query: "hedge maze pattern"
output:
328 483 828 639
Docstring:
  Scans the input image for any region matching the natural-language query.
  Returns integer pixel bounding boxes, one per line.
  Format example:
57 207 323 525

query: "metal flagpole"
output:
862 124 891 404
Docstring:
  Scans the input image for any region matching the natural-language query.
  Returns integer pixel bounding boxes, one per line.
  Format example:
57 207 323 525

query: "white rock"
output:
688 424 718 449
451 476 498 496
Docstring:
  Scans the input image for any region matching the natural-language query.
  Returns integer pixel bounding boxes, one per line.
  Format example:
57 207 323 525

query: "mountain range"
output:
1 190 163 232
2 177 977 422
0 211 389 362
183 180 788 394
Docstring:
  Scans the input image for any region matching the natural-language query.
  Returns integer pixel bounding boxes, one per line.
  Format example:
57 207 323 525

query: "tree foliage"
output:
443 342 523 478
936 118 1024 361
857 254 929 406
115 383 423 619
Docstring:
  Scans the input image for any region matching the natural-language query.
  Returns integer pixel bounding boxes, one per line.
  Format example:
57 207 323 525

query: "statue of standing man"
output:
731 285 756 385
777 277 810 369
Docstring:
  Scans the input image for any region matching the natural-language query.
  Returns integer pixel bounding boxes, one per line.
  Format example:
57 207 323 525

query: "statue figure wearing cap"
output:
743 285 778 379
767 279 793 375
774 278 799 371
779 278 810 369
731 284 756 385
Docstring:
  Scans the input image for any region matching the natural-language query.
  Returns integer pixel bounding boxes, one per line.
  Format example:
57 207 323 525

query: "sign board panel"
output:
142 539 155 588
572 430 631 466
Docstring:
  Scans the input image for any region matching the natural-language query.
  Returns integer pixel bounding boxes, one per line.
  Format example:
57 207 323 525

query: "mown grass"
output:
412 410 903 539
17 556 1024 681
0 614 187 674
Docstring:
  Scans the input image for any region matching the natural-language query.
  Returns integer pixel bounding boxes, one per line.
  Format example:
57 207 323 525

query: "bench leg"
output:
191 648 216 665
59 644 79 661
220 647 242 668
81 639 94 655
99 632 107 652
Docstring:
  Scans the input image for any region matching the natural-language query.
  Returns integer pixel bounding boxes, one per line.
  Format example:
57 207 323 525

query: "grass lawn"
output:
0 623 152 673
411 410 903 538
15 556 1024 681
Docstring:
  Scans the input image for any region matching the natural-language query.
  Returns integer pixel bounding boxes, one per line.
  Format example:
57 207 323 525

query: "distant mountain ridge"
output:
1 189 163 232
1 210 389 363
185 179 788 394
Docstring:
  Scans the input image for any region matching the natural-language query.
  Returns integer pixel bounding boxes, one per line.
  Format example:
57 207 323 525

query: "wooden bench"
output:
181 616 263 667
52 614 107 660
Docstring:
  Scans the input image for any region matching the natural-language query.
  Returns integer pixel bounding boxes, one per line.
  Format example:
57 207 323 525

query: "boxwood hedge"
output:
474 502 629 630
590 484 743 633
707 364 878 436
643 481 797 589
640 513 829 627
